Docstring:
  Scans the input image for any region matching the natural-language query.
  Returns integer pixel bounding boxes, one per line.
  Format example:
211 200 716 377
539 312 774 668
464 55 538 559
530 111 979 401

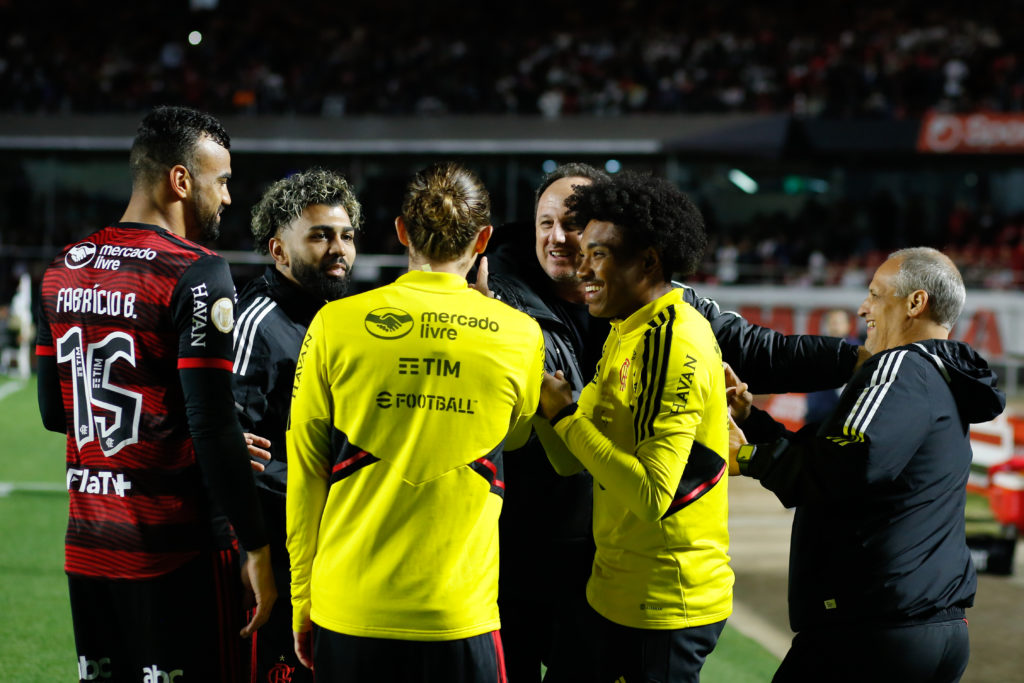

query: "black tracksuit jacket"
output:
232 266 324 500
742 339 1006 632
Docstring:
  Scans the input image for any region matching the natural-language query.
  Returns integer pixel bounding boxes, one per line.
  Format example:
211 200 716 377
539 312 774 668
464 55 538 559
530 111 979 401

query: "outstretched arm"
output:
683 285 862 393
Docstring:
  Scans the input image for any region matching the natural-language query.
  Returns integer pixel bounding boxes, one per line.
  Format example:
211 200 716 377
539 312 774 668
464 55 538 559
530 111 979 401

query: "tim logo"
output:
268 661 296 682
365 307 414 339
65 242 97 269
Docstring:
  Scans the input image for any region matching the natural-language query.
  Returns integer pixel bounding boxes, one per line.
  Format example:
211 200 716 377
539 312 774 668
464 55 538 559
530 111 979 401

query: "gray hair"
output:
889 247 965 329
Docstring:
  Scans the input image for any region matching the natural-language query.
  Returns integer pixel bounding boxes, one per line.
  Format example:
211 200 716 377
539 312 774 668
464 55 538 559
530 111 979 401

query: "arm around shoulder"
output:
693 286 859 393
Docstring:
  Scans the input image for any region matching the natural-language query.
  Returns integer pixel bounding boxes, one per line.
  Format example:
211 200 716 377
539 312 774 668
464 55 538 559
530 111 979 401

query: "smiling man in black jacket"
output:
232 167 362 683
729 247 1005 683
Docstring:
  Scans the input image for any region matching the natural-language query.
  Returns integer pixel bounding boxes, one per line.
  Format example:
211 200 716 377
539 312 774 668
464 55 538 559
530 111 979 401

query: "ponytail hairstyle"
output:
400 162 491 262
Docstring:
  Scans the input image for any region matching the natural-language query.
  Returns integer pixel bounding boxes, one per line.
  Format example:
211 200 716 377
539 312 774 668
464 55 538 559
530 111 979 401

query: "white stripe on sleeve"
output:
233 297 276 375
843 350 906 442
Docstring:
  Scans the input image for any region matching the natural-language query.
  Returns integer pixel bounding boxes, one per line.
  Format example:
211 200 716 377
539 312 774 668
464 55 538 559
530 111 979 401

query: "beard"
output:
194 203 221 243
291 258 352 301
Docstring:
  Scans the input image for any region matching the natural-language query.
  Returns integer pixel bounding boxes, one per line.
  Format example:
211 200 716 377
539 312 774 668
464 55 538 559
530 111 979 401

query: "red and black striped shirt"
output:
37 222 242 579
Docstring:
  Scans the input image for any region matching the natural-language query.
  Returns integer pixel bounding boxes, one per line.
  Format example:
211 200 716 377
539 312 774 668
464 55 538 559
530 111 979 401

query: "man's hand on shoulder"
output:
470 255 494 298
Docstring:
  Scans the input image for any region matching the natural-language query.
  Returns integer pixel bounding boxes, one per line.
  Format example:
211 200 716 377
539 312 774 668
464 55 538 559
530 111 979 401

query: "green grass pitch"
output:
0 375 73 681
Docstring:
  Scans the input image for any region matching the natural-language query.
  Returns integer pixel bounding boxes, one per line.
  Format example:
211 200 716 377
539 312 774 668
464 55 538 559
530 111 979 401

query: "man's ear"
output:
268 235 288 267
474 225 494 254
907 289 929 319
169 164 190 200
641 247 662 278
394 216 410 247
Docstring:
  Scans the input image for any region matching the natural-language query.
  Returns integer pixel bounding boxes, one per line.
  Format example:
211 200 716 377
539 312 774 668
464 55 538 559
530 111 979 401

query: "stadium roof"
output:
0 113 790 156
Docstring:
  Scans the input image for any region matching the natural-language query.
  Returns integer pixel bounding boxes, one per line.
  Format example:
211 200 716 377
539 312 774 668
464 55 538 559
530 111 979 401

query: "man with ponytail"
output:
286 162 545 682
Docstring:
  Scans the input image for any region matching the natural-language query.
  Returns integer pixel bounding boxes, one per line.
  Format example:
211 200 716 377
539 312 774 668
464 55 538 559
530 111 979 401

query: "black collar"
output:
263 265 326 325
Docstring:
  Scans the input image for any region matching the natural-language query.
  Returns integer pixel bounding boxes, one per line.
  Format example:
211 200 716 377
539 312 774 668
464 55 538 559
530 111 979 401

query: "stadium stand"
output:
1 1 1023 118
4 1 1024 292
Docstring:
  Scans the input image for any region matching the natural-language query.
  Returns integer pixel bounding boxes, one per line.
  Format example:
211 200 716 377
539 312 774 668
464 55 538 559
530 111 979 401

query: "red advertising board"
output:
918 112 1024 154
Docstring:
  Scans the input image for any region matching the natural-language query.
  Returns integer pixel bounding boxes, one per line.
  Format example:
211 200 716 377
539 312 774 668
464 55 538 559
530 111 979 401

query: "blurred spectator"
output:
2 1 1023 119
0 304 14 371
1 272 33 378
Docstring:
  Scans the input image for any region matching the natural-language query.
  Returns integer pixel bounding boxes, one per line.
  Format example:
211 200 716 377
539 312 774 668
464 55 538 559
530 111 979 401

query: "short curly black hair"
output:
565 172 707 280
250 168 363 255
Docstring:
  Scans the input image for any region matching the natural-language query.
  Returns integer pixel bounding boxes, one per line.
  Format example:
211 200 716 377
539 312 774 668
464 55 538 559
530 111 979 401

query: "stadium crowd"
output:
704 199 1024 290
1 0 1023 118
4 180 1024 299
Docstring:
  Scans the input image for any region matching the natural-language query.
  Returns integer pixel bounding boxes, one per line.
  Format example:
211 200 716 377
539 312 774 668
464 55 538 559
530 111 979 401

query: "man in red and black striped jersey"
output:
36 106 275 682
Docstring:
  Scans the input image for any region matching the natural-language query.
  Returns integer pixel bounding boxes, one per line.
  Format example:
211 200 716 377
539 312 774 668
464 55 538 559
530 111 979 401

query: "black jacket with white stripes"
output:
742 339 1006 632
232 266 325 498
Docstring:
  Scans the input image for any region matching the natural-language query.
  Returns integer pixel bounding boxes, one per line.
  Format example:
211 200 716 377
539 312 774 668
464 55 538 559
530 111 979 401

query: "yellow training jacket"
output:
550 287 733 629
287 270 544 640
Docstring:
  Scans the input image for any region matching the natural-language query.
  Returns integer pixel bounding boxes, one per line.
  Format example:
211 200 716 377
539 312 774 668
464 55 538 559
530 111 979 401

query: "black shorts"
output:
595 610 726 683
69 549 244 682
498 537 600 683
774 614 970 683
312 624 507 683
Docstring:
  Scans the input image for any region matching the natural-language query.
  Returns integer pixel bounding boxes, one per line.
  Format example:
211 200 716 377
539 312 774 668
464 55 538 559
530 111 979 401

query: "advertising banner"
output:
918 112 1024 154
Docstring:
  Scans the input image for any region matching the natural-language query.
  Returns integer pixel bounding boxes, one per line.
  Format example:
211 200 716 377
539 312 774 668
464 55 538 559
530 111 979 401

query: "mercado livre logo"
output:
365 307 414 339
65 241 97 269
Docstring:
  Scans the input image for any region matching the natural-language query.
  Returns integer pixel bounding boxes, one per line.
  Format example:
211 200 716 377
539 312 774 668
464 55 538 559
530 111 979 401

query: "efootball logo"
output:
365 307 414 339
65 242 97 269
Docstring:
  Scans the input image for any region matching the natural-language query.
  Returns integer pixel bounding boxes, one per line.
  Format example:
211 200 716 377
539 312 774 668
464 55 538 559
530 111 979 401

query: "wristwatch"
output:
736 443 757 476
